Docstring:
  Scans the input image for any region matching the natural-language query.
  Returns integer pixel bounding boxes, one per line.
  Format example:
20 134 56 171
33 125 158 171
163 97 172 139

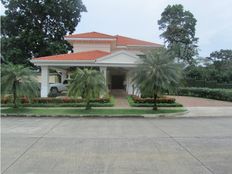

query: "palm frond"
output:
133 48 182 97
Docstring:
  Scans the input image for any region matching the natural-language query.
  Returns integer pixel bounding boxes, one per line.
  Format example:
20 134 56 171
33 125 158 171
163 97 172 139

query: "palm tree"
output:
68 68 107 110
1 63 40 108
133 48 182 110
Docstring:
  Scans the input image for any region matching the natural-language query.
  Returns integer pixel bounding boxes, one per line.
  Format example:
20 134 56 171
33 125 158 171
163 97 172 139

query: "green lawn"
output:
1 108 186 116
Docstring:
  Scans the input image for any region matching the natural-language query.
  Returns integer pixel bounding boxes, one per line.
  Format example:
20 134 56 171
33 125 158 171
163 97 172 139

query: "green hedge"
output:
176 87 232 102
131 95 175 103
1 97 115 107
1 102 114 107
128 96 183 107
1 96 111 104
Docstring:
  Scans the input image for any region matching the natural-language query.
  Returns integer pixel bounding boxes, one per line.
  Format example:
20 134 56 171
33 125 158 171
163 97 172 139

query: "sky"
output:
1 0 232 57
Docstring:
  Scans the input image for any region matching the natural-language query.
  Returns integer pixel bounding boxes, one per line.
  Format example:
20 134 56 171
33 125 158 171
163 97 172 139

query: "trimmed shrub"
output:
176 87 232 102
1 97 114 107
128 96 182 107
32 97 110 104
2 96 111 104
131 95 175 103
32 97 83 104
90 98 110 103
1 96 30 104
1 95 11 104
21 96 30 104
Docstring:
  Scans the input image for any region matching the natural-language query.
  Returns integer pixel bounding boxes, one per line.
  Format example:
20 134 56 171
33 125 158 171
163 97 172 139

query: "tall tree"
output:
133 48 182 110
183 49 232 83
158 4 198 64
207 49 232 83
68 68 107 110
1 0 87 65
1 63 40 108
207 49 232 71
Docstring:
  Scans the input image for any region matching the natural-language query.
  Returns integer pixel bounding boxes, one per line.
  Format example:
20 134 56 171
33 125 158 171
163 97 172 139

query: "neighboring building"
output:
31 32 162 97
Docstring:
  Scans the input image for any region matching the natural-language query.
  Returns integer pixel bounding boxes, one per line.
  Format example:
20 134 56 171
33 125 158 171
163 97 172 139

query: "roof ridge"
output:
32 50 110 60
115 34 162 46
65 31 115 38
116 34 155 43
65 31 162 46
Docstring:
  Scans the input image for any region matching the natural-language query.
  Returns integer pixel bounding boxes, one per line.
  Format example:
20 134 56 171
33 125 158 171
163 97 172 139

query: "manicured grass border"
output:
1 108 186 116
127 96 183 107
1 97 115 107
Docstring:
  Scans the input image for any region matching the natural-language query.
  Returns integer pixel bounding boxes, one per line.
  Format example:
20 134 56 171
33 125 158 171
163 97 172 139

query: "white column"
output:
100 67 107 83
41 66 49 97
126 70 132 95
61 71 67 83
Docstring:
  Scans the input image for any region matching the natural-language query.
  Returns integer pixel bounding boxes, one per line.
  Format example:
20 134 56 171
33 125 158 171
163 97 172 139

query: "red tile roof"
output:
65 32 115 39
65 32 162 47
115 35 162 47
32 50 110 61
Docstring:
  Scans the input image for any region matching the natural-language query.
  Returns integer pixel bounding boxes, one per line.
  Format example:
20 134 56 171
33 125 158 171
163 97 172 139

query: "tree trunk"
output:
85 99 91 110
13 81 17 108
153 93 158 110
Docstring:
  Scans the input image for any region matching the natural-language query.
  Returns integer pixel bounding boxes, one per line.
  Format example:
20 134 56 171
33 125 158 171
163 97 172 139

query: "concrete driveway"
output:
174 96 232 107
2 117 232 174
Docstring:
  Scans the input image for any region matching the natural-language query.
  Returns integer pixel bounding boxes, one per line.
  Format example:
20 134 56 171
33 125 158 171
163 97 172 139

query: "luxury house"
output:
31 32 162 97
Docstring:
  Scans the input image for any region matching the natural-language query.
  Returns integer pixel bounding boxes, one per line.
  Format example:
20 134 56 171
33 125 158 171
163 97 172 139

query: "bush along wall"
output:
176 87 232 102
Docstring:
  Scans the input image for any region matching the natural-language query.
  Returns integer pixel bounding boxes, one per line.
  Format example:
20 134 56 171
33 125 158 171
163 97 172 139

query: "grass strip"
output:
1 108 186 116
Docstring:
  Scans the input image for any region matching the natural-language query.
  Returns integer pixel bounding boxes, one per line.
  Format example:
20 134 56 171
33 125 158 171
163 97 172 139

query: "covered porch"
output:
37 66 138 97
31 50 141 97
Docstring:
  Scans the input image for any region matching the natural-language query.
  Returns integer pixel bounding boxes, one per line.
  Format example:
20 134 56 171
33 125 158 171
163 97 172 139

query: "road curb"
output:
1 110 188 119
2 110 231 119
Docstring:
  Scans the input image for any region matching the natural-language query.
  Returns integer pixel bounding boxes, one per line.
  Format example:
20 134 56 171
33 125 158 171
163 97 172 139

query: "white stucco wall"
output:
113 49 144 56
98 53 140 64
126 70 141 96
73 43 111 53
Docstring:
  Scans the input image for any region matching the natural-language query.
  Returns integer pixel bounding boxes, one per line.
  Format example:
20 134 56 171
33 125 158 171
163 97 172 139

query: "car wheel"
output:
50 87 59 94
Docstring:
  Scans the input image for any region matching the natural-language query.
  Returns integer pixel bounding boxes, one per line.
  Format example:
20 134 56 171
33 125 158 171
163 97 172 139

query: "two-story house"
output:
31 32 162 97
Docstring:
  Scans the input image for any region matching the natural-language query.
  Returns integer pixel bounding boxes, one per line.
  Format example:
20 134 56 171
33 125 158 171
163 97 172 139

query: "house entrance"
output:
111 75 125 89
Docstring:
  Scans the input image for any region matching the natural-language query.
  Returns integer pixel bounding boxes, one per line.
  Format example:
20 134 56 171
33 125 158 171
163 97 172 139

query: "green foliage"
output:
184 65 209 80
1 63 40 107
158 4 198 64
68 68 107 110
133 48 182 110
184 49 232 84
207 49 232 74
131 95 176 103
207 49 232 64
1 0 86 65
127 96 183 107
176 87 232 102
1 96 114 107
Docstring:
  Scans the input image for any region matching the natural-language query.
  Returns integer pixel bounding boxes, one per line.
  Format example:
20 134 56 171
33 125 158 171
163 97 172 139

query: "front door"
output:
111 75 125 89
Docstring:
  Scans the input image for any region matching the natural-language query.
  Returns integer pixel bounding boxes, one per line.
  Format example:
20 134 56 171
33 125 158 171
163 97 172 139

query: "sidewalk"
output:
180 107 232 117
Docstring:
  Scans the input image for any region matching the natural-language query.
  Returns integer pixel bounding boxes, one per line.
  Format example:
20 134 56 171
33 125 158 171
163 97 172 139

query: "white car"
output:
49 79 69 93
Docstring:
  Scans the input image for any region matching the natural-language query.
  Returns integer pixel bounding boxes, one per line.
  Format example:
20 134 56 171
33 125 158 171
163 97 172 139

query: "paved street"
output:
1 117 232 174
